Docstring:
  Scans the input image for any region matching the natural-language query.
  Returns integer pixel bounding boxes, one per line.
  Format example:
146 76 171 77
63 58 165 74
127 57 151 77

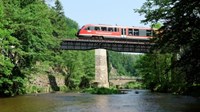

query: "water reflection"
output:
94 95 110 112
0 90 199 112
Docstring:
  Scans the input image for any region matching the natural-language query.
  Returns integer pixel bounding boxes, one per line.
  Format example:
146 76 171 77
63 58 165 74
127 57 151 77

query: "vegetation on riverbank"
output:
108 51 141 77
134 0 200 96
124 81 144 89
83 87 123 94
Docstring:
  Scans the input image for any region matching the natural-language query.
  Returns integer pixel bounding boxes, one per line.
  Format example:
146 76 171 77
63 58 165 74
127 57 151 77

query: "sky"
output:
58 0 148 28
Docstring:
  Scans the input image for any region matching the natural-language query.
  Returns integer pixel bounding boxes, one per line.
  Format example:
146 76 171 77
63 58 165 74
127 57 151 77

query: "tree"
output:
0 0 94 96
0 0 60 96
0 1 26 96
135 0 200 93
50 0 68 38
108 51 140 76
135 53 172 92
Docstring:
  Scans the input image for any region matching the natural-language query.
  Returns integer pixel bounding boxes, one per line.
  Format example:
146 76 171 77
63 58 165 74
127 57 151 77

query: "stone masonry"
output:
95 49 109 88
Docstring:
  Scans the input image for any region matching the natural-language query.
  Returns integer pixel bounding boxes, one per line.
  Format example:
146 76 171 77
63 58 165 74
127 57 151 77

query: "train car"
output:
76 24 153 41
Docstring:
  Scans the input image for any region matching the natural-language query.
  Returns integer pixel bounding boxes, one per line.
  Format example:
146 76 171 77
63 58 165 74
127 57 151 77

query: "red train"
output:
76 24 153 41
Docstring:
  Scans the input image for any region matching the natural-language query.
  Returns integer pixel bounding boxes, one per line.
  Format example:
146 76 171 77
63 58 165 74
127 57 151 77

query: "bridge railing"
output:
109 76 142 80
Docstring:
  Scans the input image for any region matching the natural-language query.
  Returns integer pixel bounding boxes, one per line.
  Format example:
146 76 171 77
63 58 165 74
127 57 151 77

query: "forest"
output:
0 0 199 97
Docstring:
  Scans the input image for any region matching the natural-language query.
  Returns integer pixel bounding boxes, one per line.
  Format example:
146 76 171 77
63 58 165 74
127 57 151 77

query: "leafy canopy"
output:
135 0 200 91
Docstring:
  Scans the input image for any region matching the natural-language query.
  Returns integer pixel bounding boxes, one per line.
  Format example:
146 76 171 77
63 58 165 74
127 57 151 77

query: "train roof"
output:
83 24 153 30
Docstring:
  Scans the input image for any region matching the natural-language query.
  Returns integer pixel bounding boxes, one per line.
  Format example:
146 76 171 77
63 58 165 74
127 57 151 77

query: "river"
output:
0 90 199 112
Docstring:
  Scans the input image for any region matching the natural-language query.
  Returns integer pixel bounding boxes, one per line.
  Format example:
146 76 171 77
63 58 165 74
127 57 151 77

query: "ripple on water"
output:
0 90 200 112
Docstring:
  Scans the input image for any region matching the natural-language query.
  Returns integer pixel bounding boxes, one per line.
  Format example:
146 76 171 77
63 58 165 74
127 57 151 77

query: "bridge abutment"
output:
95 49 109 88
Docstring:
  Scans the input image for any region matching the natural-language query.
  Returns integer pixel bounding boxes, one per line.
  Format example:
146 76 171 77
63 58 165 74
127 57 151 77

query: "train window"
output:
101 27 107 31
128 29 133 35
114 28 117 32
85 26 94 30
134 29 139 36
95 27 100 31
114 28 119 32
108 27 113 32
146 30 152 36
139 29 146 36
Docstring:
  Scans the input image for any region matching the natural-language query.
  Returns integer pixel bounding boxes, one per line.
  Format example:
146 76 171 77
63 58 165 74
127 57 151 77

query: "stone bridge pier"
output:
95 49 109 88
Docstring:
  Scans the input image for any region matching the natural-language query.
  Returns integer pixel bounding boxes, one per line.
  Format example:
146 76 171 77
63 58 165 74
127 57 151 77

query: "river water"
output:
0 90 199 112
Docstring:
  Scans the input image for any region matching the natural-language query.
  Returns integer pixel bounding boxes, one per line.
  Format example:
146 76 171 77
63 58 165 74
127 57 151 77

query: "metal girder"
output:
61 39 154 53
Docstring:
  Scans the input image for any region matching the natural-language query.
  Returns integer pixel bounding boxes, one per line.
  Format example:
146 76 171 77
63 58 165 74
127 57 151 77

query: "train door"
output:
121 28 126 38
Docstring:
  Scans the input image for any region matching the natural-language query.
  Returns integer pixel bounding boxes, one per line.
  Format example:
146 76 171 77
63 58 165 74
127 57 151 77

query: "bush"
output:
83 87 122 94
124 82 144 89
59 86 69 92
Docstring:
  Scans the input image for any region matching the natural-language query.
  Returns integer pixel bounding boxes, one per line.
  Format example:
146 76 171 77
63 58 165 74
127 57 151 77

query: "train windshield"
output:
76 26 85 36
80 25 85 29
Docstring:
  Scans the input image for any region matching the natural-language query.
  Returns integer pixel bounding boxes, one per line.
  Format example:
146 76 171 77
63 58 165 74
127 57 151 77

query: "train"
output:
76 24 154 41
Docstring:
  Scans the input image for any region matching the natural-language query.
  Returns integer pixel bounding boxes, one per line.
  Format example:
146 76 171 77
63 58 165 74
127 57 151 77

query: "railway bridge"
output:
61 39 153 88
61 39 153 53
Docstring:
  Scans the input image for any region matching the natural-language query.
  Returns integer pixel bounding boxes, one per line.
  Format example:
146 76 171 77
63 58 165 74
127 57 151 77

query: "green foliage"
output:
63 51 95 89
83 87 121 94
79 76 90 89
50 0 68 39
151 23 162 29
0 0 94 96
135 0 200 94
0 56 14 76
124 82 144 89
108 51 141 76
59 85 69 92
66 17 79 38
0 1 26 96
135 53 174 92
26 85 49 93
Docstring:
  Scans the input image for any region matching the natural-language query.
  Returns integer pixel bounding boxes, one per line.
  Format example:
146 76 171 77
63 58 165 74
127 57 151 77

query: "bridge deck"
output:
61 39 154 53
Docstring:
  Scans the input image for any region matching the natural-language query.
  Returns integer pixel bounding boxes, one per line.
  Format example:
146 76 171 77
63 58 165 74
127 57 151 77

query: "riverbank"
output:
18 72 199 97
25 73 68 94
